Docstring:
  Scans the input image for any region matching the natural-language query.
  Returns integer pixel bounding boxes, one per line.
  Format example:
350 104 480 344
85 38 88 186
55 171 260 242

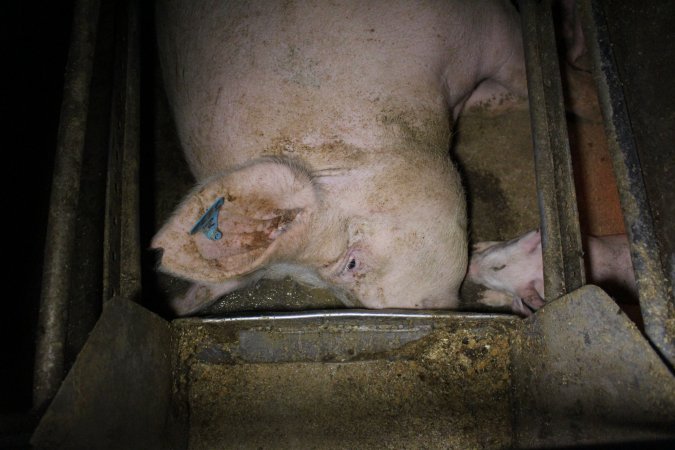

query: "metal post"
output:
33 0 102 412
103 0 142 303
579 0 674 365
518 0 586 300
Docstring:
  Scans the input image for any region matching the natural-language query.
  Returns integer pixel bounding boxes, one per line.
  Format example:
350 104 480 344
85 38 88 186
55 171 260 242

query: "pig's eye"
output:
491 264 506 272
339 249 362 276
347 258 357 270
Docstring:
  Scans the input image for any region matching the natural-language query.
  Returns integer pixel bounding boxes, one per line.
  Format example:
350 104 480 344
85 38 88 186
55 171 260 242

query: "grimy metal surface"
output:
30 289 675 448
33 0 144 415
518 0 586 300
33 0 102 413
102 0 142 303
579 0 675 365
30 298 173 450
512 285 675 447
172 312 519 449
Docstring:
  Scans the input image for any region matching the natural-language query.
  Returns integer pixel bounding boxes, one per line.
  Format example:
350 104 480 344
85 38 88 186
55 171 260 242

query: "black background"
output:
2 0 75 414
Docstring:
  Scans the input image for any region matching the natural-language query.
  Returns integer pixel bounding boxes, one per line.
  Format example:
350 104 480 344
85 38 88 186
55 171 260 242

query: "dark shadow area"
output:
1 0 74 417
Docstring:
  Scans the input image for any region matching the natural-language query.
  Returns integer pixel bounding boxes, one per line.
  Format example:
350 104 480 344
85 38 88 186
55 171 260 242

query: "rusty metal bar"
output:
518 0 586 300
33 0 102 412
579 0 674 365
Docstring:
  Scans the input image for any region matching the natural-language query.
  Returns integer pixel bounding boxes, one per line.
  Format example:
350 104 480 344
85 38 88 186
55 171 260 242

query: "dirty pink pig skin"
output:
468 231 638 316
152 0 528 315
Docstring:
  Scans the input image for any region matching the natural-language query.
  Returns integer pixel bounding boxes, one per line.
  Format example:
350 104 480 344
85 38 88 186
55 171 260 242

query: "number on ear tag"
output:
189 197 225 241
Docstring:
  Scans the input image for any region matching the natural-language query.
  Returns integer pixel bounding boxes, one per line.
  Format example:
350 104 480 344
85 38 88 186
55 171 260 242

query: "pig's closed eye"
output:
491 265 506 271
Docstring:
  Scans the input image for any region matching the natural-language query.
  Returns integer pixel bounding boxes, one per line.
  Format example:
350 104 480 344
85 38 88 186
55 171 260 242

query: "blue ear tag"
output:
189 197 225 241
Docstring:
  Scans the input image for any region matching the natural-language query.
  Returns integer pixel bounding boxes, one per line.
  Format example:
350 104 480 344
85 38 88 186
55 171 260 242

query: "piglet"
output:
467 230 545 317
467 230 637 316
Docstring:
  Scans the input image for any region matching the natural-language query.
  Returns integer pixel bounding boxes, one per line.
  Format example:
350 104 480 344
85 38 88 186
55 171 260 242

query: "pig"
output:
467 230 638 316
467 230 546 317
152 0 529 315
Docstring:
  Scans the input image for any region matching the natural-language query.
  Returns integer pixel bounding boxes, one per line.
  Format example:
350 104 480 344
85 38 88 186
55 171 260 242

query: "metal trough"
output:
30 290 675 448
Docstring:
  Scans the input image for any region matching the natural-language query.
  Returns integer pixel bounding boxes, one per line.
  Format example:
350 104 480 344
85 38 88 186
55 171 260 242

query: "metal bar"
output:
33 0 102 412
119 0 142 300
190 309 519 324
579 0 674 365
103 0 142 303
518 0 586 300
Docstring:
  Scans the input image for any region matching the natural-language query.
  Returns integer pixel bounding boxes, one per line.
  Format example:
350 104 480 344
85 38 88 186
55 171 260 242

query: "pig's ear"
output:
152 158 318 284
518 229 541 254
472 241 499 253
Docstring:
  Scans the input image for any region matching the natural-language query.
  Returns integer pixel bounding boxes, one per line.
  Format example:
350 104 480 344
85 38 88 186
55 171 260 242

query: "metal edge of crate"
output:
33 0 142 417
579 0 674 366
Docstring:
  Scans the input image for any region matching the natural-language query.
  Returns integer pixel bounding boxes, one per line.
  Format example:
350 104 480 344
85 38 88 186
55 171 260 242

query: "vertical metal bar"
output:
33 0 102 412
103 0 142 303
579 0 674 365
518 0 586 300
120 0 142 301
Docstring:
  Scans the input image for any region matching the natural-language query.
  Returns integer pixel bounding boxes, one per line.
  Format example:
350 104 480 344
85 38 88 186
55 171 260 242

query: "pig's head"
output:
468 229 544 306
152 156 467 315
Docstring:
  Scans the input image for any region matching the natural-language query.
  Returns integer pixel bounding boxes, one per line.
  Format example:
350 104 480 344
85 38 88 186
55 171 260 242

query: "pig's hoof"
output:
477 289 515 308
477 289 544 318
510 297 533 317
